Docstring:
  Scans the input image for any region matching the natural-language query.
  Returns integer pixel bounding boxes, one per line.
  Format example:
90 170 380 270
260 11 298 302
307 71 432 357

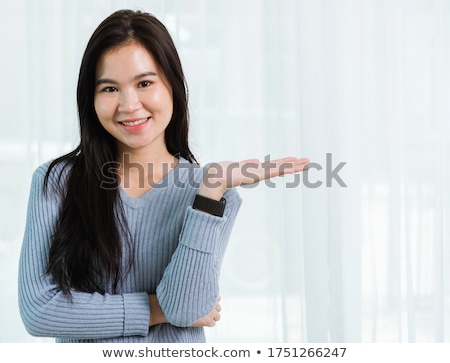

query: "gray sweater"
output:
18 157 241 343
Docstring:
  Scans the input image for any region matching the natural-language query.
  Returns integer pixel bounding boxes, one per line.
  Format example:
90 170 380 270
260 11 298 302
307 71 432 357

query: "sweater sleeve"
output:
156 188 242 327
18 166 150 339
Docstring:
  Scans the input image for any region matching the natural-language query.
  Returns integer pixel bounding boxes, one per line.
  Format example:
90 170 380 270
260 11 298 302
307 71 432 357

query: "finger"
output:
245 157 309 182
272 157 309 176
275 157 310 175
263 157 309 170
215 295 221 311
214 312 221 322
241 158 260 164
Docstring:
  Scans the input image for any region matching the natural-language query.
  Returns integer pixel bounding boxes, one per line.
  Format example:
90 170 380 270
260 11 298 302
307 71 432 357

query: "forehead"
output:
96 42 159 77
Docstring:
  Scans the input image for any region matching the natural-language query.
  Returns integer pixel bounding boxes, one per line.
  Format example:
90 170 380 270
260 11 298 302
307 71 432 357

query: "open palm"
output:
199 156 310 200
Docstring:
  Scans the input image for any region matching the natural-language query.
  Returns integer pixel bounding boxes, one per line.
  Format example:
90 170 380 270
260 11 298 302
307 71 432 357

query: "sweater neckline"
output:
118 157 188 209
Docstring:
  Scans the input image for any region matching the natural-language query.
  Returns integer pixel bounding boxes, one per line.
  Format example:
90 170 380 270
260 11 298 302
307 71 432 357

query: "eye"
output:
138 80 152 88
102 86 118 93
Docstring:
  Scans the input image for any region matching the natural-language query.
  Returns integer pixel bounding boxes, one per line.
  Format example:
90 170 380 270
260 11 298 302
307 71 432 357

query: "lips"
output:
119 116 151 126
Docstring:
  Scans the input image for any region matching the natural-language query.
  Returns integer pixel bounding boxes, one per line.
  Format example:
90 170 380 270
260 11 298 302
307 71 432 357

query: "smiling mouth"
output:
119 116 151 126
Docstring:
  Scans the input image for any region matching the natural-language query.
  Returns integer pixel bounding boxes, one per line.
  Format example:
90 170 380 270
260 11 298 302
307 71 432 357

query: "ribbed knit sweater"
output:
18 157 241 343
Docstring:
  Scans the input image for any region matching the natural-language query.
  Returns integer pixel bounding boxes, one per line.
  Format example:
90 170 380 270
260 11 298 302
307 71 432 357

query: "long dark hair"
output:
45 9 196 295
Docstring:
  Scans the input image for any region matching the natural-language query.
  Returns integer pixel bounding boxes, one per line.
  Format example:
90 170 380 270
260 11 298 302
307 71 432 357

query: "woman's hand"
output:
149 294 222 328
190 296 222 327
149 294 168 326
199 157 310 200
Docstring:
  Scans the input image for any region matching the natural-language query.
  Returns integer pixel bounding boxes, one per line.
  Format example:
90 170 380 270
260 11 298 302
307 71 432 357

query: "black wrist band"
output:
192 194 226 217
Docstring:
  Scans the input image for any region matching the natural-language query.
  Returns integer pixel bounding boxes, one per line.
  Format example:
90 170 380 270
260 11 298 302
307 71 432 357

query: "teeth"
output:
121 117 149 126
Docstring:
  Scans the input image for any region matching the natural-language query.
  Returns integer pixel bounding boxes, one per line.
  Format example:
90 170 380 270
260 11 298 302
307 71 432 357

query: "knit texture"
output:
18 157 241 343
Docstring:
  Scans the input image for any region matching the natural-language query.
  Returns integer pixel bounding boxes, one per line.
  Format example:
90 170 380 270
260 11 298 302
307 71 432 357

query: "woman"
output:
18 9 309 343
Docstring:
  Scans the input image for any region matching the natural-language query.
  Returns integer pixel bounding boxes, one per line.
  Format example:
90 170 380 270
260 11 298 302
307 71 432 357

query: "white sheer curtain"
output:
1 0 449 343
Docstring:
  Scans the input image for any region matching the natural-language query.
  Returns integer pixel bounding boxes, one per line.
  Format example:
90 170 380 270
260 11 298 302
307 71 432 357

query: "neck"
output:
116 143 178 196
118 149 176 168
116 139 176 168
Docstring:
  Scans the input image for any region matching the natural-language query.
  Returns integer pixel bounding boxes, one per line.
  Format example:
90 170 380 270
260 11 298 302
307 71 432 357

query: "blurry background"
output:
1 0 449 343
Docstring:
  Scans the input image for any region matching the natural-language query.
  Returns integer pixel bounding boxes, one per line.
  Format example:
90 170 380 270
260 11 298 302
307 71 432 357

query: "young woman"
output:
18 9 309 343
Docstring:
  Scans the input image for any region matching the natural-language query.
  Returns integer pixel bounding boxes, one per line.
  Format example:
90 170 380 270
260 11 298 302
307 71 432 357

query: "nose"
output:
118 88 142 113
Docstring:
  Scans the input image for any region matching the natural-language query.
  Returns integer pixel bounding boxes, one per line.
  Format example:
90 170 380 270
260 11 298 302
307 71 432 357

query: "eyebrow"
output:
95 72 158 86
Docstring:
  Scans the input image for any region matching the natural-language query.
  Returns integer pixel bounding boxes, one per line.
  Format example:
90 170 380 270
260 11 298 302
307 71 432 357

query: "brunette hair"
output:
45 9 196 295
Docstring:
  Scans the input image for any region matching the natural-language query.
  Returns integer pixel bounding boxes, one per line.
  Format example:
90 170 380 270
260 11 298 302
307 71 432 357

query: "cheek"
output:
94 96 113 121
149 86 173 111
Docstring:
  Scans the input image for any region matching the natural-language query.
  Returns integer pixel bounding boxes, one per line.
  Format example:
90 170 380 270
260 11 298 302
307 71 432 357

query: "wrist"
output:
148 294 167 326
198 182 226 201
200 163 227 201
193 193 226 217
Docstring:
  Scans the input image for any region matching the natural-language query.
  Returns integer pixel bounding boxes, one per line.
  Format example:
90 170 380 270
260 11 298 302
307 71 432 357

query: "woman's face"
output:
94 41 173 155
